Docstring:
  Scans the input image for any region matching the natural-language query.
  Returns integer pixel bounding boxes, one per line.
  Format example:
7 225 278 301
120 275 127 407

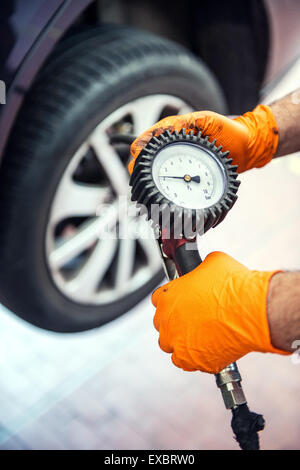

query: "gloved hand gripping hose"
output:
168 239 265 450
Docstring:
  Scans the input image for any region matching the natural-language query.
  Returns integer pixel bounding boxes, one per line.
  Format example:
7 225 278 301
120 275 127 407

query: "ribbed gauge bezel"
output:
130 129 240 236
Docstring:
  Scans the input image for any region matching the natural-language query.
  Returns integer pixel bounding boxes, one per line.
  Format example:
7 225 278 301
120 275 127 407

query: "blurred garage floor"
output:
0 150 300 450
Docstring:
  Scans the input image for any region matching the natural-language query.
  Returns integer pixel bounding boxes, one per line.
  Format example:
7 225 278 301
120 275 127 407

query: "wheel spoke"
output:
177 103 193 114
138 236 162 270
90 130 129 195
51 177 110 225
130 95 185 135
49 202 120 270
66 237 118 298
124 216 161 271
115 237 136 290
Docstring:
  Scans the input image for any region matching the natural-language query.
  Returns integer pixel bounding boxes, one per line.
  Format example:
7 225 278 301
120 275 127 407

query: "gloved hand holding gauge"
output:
128 104 279 174
128 92 300 449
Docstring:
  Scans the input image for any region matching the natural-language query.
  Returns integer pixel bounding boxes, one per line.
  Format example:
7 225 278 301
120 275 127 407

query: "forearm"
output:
267 272 300 351
270 90 300 157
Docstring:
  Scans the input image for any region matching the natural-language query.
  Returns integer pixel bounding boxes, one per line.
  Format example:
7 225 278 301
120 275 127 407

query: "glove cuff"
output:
249 270 290 356
235 104 279 171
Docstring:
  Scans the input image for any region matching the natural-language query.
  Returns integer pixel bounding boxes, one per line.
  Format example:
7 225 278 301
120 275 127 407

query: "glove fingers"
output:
151 285 165 308
152 284 171 331
153 286 174 354
158 334 173 354
128 113 204 174
154 307 173 354
153 309 160 332
171 351 197 372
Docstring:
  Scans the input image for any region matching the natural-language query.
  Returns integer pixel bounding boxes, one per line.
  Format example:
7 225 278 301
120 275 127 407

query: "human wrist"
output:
267 271 300 352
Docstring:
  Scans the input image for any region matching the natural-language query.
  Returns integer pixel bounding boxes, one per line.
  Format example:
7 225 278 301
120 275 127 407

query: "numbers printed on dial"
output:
152 143 225 210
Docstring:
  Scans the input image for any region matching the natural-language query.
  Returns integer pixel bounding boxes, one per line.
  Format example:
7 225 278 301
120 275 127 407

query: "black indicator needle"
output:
190 175 200 183
159 175 182 180
159 175 201 184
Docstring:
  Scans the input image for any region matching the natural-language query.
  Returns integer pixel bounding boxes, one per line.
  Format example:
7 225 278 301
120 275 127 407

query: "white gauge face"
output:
152 142 226 210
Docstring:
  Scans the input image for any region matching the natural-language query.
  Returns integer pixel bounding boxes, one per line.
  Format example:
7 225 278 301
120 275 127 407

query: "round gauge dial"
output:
130 129 240 235
152 143 225 210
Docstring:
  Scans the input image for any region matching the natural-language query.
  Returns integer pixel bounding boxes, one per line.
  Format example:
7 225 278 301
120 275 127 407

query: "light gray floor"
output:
0 152 300 450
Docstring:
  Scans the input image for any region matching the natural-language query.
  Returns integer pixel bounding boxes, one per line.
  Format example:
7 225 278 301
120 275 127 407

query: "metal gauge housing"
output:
130 129 240 237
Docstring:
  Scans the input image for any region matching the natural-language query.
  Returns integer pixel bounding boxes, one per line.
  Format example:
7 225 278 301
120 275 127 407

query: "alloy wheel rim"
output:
45 94 191 305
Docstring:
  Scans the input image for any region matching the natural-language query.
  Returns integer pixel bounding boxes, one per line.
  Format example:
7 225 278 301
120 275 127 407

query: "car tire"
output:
0 25 227 332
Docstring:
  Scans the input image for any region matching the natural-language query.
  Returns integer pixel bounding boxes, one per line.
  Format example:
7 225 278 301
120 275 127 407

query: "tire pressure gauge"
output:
130 129 240 237
129 129 265 450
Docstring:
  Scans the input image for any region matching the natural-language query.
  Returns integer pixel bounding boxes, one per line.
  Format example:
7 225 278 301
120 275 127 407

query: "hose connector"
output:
215 363 247 409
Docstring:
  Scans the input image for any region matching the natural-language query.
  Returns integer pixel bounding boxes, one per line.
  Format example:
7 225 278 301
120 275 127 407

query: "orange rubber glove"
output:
152 252 289 374
128 104 279 175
